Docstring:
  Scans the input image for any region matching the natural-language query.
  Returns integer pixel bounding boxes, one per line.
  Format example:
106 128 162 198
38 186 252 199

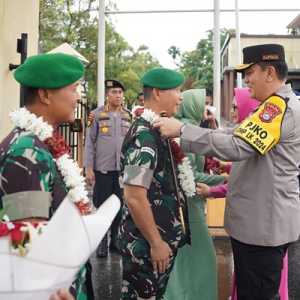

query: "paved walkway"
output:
91 237 300 300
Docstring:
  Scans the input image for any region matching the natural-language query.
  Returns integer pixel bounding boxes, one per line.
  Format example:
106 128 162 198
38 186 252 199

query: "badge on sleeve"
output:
234 95 287 155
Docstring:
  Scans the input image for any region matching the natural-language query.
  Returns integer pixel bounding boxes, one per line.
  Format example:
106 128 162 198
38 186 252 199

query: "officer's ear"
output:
152 88 161 102
37 88 51 105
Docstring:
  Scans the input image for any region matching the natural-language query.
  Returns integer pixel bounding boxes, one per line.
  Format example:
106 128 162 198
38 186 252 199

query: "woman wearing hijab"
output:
164 89 226 300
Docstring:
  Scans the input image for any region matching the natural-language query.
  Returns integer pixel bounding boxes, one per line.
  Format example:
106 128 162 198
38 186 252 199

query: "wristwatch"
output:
180 124 186 136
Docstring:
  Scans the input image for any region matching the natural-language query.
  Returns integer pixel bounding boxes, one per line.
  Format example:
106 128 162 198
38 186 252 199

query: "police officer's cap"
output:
105 79 125 91
141 67 185 90
14 53 84 88
235 44 286 72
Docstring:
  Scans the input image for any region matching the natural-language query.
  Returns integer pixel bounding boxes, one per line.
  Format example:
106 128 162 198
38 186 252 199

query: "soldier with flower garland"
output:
119 67 192 300
0 53 93 300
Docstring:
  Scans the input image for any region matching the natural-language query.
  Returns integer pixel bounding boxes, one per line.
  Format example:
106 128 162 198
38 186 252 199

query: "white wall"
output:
0 0 39 140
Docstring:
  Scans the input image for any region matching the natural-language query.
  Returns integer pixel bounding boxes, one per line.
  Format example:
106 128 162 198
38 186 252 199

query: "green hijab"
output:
176 89 206 125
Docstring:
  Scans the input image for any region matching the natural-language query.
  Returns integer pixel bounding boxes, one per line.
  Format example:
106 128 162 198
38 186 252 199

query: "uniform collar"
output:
276 83 292 97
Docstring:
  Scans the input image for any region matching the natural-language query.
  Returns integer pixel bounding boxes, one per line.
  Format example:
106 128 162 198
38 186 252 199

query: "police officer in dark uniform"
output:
84 79 131 257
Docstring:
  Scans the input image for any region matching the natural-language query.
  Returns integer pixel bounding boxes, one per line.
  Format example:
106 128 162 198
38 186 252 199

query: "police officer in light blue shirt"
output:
84 79 131 257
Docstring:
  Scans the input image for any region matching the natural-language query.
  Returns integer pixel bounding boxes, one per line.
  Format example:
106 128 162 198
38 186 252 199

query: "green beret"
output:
14 53 84 89
141 67 184 90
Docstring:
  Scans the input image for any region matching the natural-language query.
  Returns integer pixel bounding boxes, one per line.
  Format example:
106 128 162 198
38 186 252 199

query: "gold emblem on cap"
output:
107 81 113 87
262 54 279 61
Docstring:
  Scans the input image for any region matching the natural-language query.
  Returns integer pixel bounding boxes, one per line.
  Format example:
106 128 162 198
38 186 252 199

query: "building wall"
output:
0 0 39 140
220 36 300 122
227 37 300 69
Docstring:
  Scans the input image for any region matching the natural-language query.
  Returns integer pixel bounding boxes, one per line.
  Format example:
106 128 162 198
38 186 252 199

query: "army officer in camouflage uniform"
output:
119 68 189 300
84 79 131 257
0 53 93 299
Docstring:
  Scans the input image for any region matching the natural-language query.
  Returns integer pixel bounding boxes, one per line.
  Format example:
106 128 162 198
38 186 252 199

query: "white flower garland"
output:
9 108 89 205
141 109 196 197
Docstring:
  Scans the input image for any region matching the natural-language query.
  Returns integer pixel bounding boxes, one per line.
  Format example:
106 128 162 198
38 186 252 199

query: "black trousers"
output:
231 238 288 300
93 170 122 247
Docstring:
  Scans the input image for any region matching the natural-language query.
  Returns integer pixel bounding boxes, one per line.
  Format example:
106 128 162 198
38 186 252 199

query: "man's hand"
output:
196 182 211 197
86 167 95 185
49 289 74 300
150 239 173 274
153 117 184 138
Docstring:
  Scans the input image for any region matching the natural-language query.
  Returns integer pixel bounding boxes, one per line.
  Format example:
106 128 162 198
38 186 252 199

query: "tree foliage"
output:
169 29 231 91
39 0 160 107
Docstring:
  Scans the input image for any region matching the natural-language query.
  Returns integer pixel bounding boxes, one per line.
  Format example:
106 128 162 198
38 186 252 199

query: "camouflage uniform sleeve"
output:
83 112 98 168
1 146 55 194
123 130 157 189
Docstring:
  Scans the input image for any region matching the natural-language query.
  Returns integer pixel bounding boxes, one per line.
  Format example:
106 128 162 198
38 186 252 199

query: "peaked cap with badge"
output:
141 67 185 90
235 44 286 72
105 79 125 91
14 53 85 89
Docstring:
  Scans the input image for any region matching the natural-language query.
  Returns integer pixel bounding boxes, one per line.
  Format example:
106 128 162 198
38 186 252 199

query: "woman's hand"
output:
196 183 211 197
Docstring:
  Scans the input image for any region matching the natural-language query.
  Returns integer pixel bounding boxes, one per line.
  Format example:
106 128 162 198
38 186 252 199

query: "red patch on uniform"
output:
259 102 282 123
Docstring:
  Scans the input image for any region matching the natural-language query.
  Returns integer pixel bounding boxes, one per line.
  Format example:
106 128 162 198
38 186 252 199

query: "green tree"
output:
169 29 230 91
39 0 160 106
168 45 181 66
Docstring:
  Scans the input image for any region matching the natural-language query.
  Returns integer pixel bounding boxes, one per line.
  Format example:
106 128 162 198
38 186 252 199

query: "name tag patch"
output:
235 121 275 153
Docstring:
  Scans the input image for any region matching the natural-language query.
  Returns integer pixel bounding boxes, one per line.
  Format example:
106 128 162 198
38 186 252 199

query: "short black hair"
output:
23 86 38 106
143 87 153 100
138 92 144 98
258 61 288 81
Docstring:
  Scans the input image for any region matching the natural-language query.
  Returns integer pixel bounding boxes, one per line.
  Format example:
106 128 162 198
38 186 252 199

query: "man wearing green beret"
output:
0 53 93 300
119 67 190 299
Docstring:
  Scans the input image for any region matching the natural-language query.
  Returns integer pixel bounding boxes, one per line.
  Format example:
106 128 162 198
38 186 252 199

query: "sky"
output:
108 0 300 68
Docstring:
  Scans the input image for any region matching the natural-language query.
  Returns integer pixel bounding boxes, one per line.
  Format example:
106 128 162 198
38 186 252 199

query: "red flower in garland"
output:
76 202 92 215
0 221 26 246
0 222 10 237
170 139 185 165
10 222 27 246
44 132 70 159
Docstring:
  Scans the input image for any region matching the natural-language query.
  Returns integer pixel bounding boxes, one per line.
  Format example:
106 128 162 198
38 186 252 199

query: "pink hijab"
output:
234 88 260 122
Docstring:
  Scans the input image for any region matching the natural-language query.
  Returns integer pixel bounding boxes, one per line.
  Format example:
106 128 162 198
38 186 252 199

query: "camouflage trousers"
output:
121 252 177 300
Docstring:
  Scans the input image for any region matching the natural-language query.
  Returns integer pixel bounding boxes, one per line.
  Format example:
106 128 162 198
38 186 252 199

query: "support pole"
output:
213 0 221 122
97 0 105 107
235 0 242 87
